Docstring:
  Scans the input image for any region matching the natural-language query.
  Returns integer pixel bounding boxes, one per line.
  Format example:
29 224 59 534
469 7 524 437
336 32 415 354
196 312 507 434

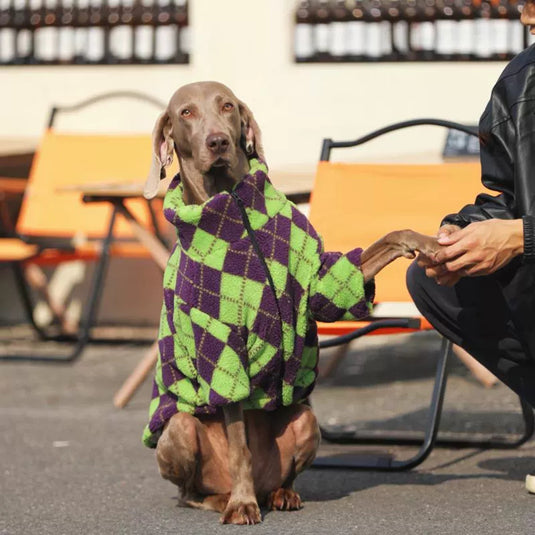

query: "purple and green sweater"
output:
143 159 374 448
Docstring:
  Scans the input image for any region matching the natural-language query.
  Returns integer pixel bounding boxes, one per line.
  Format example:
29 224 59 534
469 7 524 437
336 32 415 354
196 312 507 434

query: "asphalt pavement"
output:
1 328 534 535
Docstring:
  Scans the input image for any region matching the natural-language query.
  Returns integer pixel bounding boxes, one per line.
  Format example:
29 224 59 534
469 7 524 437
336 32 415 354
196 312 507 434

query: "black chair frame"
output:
311 118 534 471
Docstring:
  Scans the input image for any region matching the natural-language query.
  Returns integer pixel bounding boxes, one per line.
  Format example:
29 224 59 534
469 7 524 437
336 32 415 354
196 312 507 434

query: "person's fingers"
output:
463 262 492 276
434 241 468 264
443 252 478 272
437 224 462 241
437 231 463 245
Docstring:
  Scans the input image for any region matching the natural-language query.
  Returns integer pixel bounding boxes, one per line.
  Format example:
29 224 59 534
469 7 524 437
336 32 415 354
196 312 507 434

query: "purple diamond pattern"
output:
192 322 225 385
223 242 266 283
144 161 375 448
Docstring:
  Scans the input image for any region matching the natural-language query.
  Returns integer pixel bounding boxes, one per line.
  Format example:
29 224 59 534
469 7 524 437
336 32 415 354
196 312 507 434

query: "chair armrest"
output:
318 318 421 349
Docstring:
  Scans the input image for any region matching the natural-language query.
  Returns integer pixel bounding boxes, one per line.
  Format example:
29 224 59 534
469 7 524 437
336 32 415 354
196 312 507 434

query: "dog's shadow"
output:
295 453 535 503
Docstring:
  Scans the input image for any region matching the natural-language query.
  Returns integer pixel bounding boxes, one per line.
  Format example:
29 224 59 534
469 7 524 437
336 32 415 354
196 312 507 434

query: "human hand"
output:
434 219 524 279
417 225 462 286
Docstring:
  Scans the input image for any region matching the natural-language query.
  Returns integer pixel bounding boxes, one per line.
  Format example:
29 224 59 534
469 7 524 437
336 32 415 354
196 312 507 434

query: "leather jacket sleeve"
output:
441 103 516 228
441 49 535 262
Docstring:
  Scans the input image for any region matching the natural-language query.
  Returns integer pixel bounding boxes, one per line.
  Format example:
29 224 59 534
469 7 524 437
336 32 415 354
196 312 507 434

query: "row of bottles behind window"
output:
294 0 533 62
0 0 187 27
0 0 189 64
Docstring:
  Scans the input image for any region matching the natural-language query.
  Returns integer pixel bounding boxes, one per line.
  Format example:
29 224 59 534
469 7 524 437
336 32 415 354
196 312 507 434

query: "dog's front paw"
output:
267 488 302 511
220 500 262 525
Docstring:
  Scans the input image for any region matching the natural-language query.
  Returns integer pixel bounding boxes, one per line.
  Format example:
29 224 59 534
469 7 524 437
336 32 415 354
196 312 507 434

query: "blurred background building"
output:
0 0 531 327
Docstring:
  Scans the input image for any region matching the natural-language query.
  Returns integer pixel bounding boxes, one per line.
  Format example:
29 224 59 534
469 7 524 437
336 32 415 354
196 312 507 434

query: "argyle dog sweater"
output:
143 159 374 448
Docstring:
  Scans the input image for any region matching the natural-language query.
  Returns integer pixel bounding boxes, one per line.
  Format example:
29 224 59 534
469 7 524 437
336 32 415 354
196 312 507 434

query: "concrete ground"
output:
1 328 534 535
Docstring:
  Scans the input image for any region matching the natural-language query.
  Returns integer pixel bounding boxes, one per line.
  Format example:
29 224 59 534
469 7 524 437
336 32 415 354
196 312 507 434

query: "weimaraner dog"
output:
144 81 441 525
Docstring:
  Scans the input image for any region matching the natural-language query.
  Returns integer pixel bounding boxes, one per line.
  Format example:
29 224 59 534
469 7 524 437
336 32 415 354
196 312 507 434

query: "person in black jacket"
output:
406 1 535 493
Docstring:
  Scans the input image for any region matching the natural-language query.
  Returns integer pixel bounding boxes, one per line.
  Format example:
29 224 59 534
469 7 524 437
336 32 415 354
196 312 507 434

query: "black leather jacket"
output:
443 45 535 263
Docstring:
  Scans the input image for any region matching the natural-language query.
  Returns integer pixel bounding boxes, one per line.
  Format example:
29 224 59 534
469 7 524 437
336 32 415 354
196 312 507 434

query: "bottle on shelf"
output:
108 0 134 62
173 0 189 62
14 0 32 64
418 0 437 61
73 0 89 63
329 0 350 60
402 0 419 60
26 0 39 63
294 0 316 62
312 0 332 62
378 0 393 59
388 0 409 60
364 0 386 60
154 0 177 62
473 0 493 59
455 0 474 60
154 24 177 63
0 0 16 64
35 0 59 64
134 0 154 63
58 0 75 63
85 0 105 63
345 0 366 61
435 0 457 60
507 0 524 56
489 0 509 60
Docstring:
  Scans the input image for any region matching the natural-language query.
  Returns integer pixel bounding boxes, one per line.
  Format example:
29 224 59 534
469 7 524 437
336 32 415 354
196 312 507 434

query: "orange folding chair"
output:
308 119 534 470
0 92 173 362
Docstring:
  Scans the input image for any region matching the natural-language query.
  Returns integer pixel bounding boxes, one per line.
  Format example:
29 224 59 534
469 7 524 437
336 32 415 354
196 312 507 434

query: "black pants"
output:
406 260 535 408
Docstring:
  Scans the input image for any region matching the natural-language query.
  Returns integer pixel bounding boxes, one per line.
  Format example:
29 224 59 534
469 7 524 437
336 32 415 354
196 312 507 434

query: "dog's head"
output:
144 81 264 201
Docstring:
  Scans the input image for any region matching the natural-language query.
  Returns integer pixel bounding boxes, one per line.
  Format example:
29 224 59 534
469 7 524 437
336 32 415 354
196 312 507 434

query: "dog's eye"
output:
223 102 234 112
181 109 192 118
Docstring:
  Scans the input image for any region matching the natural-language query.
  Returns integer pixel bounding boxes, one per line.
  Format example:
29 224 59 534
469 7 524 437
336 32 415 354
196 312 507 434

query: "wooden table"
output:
69 172 314 408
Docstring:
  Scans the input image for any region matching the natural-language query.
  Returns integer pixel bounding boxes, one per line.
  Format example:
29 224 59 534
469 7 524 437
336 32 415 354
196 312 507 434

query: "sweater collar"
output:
163 159 286 251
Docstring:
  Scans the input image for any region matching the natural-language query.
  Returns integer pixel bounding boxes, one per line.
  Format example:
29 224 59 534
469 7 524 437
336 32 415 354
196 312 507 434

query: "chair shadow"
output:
295 453 535 504
318 407 529 436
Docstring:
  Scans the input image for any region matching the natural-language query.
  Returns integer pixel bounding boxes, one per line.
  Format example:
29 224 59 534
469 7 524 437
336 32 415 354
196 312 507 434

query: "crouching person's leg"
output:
407 261 535 493
407 261 535 405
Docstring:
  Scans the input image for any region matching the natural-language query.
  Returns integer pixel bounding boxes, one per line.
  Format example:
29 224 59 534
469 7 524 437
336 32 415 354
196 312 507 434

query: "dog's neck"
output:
178 152 250 205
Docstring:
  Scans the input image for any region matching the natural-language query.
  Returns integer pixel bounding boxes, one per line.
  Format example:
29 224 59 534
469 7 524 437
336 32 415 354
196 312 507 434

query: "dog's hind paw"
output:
220 501 262 525
267 488 302 511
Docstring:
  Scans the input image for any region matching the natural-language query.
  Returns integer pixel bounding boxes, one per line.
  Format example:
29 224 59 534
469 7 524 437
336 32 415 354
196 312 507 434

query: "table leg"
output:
113 340 159 408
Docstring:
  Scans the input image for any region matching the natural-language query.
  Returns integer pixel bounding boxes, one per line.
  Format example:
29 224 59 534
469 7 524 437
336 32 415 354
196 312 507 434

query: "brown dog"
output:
144 81 440 525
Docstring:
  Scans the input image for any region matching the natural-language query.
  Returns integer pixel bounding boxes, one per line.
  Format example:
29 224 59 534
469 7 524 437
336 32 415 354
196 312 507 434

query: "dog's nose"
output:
206 133 230 155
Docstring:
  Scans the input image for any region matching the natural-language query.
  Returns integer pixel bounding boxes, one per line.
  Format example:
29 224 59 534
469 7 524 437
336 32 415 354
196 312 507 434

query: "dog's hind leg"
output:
156 412 200 504
267 404 320 511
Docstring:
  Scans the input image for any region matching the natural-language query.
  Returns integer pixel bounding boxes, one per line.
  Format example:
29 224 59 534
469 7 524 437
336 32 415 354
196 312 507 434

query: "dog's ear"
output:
238 100 265 162
144 111 174 199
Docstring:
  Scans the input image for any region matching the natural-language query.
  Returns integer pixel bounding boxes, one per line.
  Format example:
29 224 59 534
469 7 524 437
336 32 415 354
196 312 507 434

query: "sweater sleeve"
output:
309 248 375 322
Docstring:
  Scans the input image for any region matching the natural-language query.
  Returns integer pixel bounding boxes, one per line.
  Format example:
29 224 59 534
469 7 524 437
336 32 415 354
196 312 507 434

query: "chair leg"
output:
313 338 451 471
0 206 119 363
23 263 74 333
319 342 351 379
313 338 534 471
113 340 159 408
11 261 49 340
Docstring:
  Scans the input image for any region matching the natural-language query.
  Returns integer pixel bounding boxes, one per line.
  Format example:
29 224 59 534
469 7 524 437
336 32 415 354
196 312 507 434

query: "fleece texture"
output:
143 159 374 448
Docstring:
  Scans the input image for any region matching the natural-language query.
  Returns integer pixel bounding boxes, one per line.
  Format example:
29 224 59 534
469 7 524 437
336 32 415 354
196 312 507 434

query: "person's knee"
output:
406 261 427 304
